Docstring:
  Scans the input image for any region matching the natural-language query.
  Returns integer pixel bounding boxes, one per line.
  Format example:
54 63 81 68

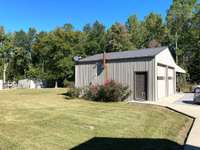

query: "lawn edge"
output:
165 106 195 149
129 101 195 149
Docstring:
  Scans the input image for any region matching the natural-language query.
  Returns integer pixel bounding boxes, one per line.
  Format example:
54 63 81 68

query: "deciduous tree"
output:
106 23 132 52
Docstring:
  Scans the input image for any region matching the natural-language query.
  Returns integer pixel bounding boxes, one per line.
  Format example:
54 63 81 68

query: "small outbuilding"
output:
18 79 43 89
75 47 185 101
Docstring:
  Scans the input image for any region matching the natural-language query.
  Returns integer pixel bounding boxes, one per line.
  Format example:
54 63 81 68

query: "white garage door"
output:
157 65 166 99
168 68 174 96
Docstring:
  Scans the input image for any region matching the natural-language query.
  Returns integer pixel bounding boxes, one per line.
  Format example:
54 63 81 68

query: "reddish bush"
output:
84 80 131 102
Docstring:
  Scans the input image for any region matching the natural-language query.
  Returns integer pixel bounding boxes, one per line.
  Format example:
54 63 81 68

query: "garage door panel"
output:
168 68 174 96
168 68 173 77
158 66 166 76
157 65 166 99
158 78 166 99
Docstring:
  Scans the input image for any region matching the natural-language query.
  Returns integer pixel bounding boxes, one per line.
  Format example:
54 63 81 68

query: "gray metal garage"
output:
75 47 185 101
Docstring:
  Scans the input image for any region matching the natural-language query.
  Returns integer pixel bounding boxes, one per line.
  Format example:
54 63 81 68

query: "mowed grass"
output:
0 89 193 150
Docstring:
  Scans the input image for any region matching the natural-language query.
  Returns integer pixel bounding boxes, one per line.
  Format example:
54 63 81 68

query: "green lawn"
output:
0 89 193 150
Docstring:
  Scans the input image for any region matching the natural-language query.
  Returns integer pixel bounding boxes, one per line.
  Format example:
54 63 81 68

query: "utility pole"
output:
175 31 178 64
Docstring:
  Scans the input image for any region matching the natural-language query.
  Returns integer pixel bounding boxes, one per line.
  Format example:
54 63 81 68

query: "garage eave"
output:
175 65 186 73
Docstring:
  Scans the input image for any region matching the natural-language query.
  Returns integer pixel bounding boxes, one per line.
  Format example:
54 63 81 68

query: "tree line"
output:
0 0 199 87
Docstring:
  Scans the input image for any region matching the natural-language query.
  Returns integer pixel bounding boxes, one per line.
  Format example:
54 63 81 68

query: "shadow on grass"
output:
58 92 74 100
70 137 200 150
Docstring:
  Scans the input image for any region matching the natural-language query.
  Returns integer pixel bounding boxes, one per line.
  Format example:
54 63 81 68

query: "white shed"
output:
18 79 43 89
0 80 3 90
75 47 185 101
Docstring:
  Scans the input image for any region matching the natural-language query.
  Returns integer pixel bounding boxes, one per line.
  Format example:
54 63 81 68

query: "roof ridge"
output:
91 46 167 56
78 46 168 62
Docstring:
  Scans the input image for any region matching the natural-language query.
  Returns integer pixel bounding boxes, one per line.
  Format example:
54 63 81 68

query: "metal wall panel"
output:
75 57 155 101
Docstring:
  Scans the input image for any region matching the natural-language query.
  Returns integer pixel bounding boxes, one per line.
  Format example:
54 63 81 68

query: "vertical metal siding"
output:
75 58 155 101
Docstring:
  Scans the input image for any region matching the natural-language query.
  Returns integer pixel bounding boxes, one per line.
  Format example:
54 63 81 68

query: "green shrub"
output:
84 80 131 102
63 79 75 88
178 82 194 93
65 88 81 98
176 74 194 92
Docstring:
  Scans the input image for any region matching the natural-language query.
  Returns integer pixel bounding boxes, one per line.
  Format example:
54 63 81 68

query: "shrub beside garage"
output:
65 80 131 102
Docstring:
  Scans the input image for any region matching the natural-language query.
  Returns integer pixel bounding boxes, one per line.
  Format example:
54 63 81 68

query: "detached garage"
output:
75 47 185 101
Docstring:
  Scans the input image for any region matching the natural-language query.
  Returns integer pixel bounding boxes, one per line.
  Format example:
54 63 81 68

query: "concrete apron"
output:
129 93 200 150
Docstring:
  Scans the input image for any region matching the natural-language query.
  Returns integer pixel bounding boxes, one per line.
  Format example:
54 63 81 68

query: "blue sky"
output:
0 0 173 32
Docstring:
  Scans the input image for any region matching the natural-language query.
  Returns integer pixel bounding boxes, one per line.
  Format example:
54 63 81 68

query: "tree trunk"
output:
55 81 58 88
3 63 8 88
42 59 44 73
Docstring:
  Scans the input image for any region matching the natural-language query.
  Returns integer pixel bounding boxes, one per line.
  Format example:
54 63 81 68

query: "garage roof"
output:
78 47 168 62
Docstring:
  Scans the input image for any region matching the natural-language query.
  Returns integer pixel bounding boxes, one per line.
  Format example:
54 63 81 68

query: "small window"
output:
157 76 165 80
168 77 173 80
97 62 104 76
